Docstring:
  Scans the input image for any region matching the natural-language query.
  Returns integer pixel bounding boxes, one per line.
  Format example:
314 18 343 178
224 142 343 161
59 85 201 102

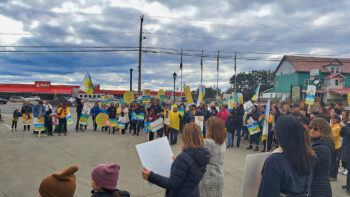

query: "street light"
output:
173 72 177 103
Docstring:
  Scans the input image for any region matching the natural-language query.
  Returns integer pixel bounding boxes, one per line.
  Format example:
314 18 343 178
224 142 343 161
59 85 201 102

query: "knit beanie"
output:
39 165 78 197
92 162 120 190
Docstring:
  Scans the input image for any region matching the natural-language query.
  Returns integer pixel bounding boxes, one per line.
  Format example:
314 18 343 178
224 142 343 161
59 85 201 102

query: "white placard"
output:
136 137 174 178
195 116 204 131
150 118 164 132
242 152 270 197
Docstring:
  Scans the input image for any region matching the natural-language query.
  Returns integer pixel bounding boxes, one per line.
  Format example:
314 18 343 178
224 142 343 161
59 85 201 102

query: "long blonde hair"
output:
181 123 204 149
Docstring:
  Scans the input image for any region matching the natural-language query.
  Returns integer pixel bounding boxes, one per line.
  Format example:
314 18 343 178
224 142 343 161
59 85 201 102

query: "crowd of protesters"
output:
9 95 350 196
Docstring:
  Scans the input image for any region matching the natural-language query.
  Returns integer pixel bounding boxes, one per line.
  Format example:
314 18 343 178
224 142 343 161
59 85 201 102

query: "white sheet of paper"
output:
195 116 204 131
136 137 174 178
242 152 270 197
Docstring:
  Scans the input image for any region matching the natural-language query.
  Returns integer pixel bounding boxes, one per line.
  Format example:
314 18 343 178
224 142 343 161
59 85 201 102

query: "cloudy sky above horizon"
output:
0 0 349 91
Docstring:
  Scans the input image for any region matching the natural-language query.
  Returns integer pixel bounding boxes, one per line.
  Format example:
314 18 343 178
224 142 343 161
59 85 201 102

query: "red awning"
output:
330 88 350 94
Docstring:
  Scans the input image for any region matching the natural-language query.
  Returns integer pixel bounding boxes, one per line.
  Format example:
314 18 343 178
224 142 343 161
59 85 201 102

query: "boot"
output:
254 146 259 151
246 145 253 150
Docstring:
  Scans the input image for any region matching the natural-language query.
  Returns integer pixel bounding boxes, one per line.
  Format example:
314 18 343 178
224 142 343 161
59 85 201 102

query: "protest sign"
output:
142 89 151 103
184 86 193 104
305 85 316 105
34 117 45 131
110 119 118 127
150 118 164 132
66 112 73 125
242 152 270 197
136 137 174 178
123 91 134 104
195 116 204 131
96 113 109 127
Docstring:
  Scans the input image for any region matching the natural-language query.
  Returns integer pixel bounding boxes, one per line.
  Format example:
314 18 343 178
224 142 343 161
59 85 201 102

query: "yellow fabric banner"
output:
184 86 193 104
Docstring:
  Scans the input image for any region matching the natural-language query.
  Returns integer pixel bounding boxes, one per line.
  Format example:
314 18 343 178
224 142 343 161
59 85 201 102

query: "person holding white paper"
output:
142 123 210 197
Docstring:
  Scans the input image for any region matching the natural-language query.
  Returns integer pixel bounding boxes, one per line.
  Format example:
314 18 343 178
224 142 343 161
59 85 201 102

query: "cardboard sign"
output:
305 85 316 105
184 86 193 105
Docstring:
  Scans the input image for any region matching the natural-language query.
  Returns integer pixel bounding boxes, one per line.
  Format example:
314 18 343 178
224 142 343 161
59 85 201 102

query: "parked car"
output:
9 96 25 103
26 96 41 102
64 97 75 104
0 98 7 104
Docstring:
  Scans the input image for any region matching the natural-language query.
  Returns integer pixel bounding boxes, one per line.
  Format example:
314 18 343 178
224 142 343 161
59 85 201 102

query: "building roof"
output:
324 73 345 79
0 81 185 96
329 88 350 94
274 55 350 75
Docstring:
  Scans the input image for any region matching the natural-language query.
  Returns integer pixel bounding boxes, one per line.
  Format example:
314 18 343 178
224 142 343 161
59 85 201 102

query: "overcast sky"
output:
0 0 349 91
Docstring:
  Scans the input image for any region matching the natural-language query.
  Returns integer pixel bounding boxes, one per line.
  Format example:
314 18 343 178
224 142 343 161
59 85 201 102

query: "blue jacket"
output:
91 107 102 117
148 147 210 197
33 104 46 118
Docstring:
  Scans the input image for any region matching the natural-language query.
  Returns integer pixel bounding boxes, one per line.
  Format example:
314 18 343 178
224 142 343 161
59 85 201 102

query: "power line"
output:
0 45 349 58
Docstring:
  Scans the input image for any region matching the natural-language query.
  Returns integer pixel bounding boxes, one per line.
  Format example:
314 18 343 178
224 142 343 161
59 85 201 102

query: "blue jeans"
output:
235 125 242 147
250 132 260 145
227 132 233 147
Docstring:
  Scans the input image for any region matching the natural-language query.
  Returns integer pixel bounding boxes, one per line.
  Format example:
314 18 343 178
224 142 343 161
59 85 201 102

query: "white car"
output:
26 96 41 102
64 97 75 104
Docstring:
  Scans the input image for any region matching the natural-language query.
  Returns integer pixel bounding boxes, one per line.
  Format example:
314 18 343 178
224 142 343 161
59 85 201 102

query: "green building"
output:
262 55 350 103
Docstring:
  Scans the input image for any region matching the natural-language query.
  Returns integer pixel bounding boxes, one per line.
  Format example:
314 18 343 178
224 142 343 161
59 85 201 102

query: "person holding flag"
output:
246 105 260 151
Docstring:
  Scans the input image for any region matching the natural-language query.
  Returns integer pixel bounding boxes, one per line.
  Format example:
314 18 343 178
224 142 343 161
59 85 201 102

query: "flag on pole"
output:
262 99 270 141
197 85 205 107
79 72 94 96
180 49 183 70
217 51 219 71
251 83 261 101
234 52 237 74
200 53 203 72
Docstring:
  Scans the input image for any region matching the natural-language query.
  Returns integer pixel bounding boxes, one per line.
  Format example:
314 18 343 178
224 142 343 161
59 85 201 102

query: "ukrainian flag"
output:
79 72 94 96
251 84 261 101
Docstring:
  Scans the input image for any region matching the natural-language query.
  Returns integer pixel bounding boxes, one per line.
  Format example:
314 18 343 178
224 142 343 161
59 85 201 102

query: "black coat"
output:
148 104 163 116
148 147 210 197
225 115 236 133
76 98 83 116
234 107 245 126
341 123 350 163
310 138 334 197
107 106 117 119
258 153 316 197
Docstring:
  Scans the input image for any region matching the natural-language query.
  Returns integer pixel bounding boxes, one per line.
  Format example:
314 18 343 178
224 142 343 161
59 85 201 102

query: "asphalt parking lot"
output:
0 102 347 196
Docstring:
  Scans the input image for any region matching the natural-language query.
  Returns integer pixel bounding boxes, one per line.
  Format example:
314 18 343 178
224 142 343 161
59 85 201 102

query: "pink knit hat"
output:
92 162 120 190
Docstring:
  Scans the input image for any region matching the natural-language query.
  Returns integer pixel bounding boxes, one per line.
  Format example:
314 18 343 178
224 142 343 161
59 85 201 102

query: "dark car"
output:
0 98 8 104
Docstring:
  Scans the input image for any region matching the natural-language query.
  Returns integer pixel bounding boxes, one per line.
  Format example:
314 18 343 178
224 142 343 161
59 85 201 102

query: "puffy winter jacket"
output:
310 138 334 197
148 147 210 197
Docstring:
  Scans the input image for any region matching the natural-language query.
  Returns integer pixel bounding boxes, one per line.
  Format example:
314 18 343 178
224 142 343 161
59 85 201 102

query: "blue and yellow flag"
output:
251 84 260 101
79 72 94 96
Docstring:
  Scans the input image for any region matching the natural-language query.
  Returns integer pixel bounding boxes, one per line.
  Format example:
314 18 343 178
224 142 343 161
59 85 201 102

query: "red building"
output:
0 81 184 100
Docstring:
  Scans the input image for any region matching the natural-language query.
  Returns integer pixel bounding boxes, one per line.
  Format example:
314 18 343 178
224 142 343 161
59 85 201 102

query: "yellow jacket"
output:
57 107 70 119
169 110 182 131
331 123 341 149
258 113 274 124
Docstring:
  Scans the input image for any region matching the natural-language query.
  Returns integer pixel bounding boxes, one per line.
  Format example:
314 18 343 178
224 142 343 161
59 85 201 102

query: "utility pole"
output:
130 68 133 91
234 52 237 93
200 50 203 87
138 15 144 93
217 50 220 97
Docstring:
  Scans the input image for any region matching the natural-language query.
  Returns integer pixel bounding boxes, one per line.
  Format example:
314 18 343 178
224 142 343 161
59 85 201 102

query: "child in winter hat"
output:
91 162 121 197
39 165 78 197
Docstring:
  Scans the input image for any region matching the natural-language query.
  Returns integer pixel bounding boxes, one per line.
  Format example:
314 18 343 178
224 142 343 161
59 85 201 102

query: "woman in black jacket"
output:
225 110 236 148
309 118 335 197
142 123 210 197
258 115 317 197
340 110 350 195
234 104 245 148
